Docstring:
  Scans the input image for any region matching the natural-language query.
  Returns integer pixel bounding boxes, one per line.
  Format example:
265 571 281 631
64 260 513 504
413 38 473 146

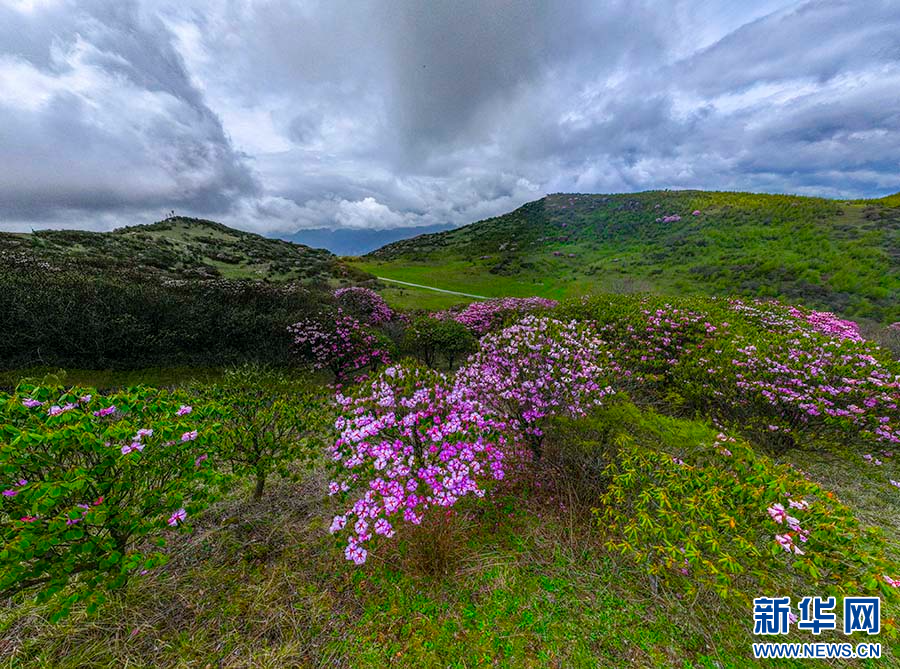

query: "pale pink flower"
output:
22 398 43 408
767 503 787 523
775 533 804 555
176 405 193 416
167 508 187 526
329 515 347 534
181 430 198 442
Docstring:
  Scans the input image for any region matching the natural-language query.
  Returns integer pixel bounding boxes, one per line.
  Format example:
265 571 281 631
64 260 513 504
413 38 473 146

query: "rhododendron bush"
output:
598 425 899 602
327 365 511 564
563 295 899 455
334 286 394 325
680 300 899 451
433 296 558 335
454 315 616 456
288 310 391 380
0 383 220 619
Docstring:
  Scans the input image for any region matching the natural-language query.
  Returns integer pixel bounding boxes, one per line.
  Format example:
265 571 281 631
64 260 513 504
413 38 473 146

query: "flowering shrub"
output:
197 366 329 500
591 407 899 604
334 286 393 325
678 301 899 450
730 298 865 343
571 297 721 391
0 383 220 619
563 295 899 453
288 310 391 380
433 297 558 335
454 316 616 456
327 364 511 564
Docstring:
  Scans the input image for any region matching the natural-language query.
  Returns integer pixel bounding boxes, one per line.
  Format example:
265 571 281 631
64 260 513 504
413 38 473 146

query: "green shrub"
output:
567 405 899 606
0 383 221 619
0 268 329 369
198 366 329 500
406 315 476 369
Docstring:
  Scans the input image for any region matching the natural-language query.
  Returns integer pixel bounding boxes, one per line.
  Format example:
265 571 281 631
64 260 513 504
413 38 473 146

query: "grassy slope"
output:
357 190 900 322
0 217 369 285
3 402 896 668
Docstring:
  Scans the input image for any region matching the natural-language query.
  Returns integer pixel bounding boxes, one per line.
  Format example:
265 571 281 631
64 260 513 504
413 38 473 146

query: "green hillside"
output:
359 190 900 323
0 216 367 284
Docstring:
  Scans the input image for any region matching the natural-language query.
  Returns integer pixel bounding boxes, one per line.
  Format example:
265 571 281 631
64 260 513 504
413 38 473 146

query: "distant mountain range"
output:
281 224 455 256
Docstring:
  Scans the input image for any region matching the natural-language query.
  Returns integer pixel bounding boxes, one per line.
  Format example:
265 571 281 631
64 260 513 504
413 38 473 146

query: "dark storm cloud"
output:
0 0 257 225
0 0 898 233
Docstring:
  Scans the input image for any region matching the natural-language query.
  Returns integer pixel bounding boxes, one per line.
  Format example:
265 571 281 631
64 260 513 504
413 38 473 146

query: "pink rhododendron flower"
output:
767 503 787 523
21 398 43 408
775 533 804 555
2 489 17 497
167 508 187 526
884 575 900 587
135 428 153 439
181 430 198 442
194 454 208 467
93 405 116 417
329 515 347 534
176 405 192 416
344 542 367 565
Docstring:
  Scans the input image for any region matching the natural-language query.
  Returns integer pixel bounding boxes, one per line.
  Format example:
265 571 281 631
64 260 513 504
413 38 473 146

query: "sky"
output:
1 0 899 236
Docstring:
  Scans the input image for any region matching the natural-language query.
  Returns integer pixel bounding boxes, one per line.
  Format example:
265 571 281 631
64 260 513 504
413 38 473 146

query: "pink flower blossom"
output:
176 405 192 416
93 405 116 417
21 398 43 408
181 430 198 442
767 503 787 523
167 508 187 526
775 533 804 555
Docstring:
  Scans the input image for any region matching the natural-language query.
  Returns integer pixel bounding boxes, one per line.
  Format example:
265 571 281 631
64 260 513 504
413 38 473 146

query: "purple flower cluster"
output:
328 365 510 564
433 297 558 335
288 309 390 380
334 286 394 325
454 316 615 451
731 299 864 342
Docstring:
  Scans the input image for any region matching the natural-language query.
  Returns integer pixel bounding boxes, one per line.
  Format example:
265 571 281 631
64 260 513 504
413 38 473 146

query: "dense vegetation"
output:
1 190 898 666
0 218 374 370
0 216 361 283
360 190 900 324
2 286 898 667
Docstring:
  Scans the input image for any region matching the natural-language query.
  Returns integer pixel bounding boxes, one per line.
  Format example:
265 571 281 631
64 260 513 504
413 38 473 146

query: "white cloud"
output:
1 0 899 235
